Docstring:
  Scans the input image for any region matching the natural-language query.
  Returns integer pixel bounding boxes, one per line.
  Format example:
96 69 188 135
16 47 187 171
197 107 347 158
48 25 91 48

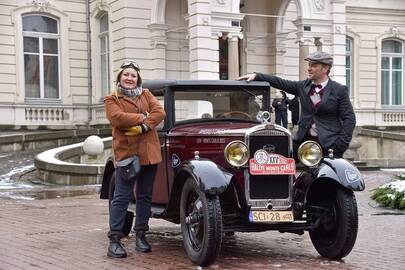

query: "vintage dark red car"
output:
100 80 365 266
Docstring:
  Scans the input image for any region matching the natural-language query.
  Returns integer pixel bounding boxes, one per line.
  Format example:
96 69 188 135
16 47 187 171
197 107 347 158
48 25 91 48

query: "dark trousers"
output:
109 164 157 237
275 111 288 128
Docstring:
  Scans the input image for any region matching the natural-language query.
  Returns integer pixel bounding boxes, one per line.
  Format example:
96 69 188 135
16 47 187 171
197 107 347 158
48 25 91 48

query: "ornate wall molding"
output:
296 37 313 46
201 16 210 26
30 0 52 12
148 24 168 48
226 32 243 40
212 31 223 38
313 0 325 11
390 26 400 38
92 1 110 18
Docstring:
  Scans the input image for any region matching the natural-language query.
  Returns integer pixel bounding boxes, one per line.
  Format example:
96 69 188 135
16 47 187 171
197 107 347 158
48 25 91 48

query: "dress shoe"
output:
107 234 127 258
135 230 151 252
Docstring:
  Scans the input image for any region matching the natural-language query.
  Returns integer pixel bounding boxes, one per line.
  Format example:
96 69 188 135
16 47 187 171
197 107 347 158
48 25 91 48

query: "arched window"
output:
346 37 353 97
23 14 60 99
381 39 403 105
99 13 110 96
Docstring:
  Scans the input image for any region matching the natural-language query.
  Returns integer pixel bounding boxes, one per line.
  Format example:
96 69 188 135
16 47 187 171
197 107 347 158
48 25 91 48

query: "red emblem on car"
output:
249 150 295 175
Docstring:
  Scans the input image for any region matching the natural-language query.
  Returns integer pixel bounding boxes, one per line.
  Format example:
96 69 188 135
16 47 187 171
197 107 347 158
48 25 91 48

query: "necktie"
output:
312 84 322 89
308 84 323 137
309 85 323 107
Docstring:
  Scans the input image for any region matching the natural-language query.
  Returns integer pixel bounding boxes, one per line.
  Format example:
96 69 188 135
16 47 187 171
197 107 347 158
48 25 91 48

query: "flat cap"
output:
305 51 333 66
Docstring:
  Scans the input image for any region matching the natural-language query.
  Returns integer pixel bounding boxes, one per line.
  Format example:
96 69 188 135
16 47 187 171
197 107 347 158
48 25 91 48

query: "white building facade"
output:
0 0 404 129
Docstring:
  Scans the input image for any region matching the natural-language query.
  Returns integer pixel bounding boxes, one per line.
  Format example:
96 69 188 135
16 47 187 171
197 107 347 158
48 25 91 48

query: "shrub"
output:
371 175 405 210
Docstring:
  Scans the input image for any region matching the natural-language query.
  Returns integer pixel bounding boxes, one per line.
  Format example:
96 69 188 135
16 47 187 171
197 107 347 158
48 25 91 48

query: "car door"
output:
151 91 170 204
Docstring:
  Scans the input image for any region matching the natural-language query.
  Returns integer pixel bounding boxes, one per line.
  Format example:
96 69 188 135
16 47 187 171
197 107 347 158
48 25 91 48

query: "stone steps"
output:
350 160 380 171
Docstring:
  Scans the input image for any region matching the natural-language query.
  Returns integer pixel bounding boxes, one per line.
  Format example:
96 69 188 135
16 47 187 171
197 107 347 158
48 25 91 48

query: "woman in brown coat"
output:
104 60 165 258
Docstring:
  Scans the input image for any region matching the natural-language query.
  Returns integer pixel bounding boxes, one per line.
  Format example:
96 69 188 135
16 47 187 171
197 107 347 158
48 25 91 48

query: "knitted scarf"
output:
118 85 143 98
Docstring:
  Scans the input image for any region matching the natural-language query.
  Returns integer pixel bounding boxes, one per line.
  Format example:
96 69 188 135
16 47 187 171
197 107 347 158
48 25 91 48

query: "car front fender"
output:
176 159 233 195
100 157 115 199
315 158 365 191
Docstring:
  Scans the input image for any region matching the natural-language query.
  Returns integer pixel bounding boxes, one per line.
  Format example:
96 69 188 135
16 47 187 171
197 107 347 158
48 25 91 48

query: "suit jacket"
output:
255 73 356 154
288 96 300 125
104 89 166 164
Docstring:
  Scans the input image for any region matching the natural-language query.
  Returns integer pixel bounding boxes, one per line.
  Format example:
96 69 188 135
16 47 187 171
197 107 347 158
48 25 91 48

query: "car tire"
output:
308 186 358 259
180 177 223 267
108 172 134 236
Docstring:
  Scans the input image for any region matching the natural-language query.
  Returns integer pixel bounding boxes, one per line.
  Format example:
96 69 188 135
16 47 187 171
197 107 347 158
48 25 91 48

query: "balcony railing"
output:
25 107 65 122
382 111 405 123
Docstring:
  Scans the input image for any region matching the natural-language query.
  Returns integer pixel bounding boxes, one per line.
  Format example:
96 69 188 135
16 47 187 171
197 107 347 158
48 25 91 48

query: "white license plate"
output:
249 210 294 223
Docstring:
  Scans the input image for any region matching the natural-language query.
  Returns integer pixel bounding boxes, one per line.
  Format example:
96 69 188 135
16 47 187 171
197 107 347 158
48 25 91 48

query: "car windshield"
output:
174 87 266 124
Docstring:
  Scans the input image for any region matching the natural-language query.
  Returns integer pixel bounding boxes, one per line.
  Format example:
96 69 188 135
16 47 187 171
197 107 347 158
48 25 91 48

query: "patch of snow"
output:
382 180 405 193
0 164 35 183
0 192 35 200
0 183 33 190
381 168 405 172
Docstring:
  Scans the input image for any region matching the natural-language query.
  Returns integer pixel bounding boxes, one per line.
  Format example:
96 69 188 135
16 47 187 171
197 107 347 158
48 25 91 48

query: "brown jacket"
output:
104 89 166 165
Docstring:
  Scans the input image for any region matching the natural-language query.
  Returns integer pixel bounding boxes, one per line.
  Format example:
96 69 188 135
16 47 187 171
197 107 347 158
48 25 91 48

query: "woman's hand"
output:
125 124 149 136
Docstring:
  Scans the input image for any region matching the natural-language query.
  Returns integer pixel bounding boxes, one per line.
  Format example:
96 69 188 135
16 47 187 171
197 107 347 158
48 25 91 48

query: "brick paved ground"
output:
1 168 404 269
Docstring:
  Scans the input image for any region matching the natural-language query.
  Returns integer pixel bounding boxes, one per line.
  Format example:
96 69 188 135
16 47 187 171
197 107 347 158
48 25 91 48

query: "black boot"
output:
135 230 151 252
107 234 127 258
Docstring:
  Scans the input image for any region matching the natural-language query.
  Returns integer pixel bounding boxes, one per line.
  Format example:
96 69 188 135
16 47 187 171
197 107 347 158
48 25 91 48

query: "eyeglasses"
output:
120 60 140 71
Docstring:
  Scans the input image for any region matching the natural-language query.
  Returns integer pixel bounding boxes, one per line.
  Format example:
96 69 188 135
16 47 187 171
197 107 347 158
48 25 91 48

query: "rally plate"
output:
249 150 295 175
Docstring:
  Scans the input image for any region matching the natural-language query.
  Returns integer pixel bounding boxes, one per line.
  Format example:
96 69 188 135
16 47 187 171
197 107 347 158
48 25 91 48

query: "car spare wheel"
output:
108 172 134 236
308 185 358 259
180 177 223 267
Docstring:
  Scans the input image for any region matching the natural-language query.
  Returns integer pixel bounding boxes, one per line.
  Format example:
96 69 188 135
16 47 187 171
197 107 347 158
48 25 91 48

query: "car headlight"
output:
297 141 323 167
224 140 250 167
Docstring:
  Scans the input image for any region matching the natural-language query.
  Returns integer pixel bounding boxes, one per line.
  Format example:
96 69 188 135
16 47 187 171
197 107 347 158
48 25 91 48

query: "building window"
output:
99 14 110 96
346 37 353 97
219 38 228 80
381 39 403 105
23 15 60 99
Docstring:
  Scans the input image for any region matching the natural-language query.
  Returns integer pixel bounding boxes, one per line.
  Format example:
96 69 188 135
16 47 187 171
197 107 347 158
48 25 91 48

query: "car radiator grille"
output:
248 132 290 200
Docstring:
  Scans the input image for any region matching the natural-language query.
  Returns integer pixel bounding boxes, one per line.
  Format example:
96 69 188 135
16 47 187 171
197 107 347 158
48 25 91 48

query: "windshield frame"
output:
169 85 270 127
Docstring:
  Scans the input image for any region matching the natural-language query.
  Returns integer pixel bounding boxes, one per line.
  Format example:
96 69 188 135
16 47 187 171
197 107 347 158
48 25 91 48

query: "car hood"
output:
169 122 257 136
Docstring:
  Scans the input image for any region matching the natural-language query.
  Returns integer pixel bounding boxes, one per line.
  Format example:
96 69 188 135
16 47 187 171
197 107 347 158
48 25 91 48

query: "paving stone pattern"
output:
0 168 404 269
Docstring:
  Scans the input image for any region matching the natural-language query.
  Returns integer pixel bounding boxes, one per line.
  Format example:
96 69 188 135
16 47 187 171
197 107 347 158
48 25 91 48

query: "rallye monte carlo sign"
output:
249 149 295 175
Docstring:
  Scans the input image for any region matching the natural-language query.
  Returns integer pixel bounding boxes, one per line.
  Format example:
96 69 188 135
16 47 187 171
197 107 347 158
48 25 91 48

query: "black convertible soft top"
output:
143 79 270 91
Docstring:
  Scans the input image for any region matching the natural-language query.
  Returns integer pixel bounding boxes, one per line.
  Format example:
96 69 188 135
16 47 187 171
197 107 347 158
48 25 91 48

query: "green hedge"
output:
371 173 405 210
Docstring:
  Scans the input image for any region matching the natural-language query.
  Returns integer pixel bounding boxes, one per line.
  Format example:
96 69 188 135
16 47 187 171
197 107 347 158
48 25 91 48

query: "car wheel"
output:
180 177 223 267
108 172 134 236
308 186 358 259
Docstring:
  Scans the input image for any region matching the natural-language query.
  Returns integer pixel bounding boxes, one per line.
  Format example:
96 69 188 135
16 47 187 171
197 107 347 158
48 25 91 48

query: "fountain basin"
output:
35 137 112 185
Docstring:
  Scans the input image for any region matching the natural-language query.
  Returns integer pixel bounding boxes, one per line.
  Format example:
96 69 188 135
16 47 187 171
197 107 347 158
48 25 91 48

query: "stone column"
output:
297 38 312 80
330 0 347 85
227 33 241 79
275 32 287 77
148 23 168 79
188 0 218 79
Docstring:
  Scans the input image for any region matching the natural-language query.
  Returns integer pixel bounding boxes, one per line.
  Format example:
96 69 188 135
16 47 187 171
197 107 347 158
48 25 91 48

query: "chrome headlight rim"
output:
224 140 250 167
297 140 323 167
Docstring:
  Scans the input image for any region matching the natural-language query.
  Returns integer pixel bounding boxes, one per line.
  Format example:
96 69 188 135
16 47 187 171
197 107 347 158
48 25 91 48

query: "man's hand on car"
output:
236 73 256 82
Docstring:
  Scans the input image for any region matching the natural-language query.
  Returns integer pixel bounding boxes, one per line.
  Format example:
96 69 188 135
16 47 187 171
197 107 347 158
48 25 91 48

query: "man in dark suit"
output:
272 91 289 128
288 95 300 128
237 51 356 158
